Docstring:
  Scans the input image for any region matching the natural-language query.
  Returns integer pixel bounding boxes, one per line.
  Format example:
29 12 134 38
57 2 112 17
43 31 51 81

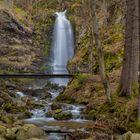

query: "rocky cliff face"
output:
0 10 40 73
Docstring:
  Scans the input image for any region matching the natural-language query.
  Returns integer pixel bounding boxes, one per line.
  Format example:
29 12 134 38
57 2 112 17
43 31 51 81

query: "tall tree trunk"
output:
89 0 112 103
120 0 139 96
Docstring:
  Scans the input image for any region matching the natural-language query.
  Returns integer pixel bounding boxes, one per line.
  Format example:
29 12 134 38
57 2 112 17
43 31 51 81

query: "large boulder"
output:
51 102 61 110
46 109 62 118
46 109 72 120
5 124 44 140
22 89 52 100
16 124 44 140
0 113 15 124
16 111 32 120
6 126 20 140
54 111 72 120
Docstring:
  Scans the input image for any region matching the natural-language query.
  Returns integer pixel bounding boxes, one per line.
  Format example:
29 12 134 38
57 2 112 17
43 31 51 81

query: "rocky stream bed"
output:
20 79 94 140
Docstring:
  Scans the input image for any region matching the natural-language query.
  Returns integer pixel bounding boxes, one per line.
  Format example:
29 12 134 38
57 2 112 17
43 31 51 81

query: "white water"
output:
16 91 26 98
50 10 74 85
23 11 88 140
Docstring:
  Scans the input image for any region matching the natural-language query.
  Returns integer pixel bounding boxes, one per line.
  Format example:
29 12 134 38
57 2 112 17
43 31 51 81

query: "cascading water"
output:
23 11 90 140
50 10 74 85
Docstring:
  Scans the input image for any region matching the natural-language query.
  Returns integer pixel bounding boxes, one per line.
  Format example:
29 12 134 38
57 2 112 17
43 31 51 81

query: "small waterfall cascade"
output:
50 10 74 85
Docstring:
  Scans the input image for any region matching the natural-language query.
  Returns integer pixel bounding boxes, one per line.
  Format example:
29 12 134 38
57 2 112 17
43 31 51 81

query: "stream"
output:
16 11 93 140
16 80 93 140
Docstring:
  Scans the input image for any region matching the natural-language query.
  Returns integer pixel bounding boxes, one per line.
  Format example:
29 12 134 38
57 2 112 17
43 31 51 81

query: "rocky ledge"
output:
0 10 40 73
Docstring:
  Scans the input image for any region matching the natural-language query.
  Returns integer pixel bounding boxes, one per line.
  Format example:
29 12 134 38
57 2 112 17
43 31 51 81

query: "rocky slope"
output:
0 9 40 74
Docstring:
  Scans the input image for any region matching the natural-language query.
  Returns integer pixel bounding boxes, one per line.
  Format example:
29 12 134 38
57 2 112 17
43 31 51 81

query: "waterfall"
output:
50 10 74 85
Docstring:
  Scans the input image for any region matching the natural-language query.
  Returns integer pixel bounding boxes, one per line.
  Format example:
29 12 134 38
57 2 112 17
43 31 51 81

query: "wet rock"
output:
13 120 24 126
22 89 52 99
46 109 62 117
16 111 32 119
45 111 53 117
6 126 20 140
54 111 72 120
0 113 15 124
2 102 27 114
5 124 44 140
51 102 61 110
28 101 44 108
53 109 63 114
16 124 44 140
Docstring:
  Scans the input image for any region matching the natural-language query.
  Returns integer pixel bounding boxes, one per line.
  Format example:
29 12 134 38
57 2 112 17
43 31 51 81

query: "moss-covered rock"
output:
85 109 97 120
5 124 44 140
51 102 61 110
54 111 72 120
0 125 7 137
6 126 20 140
16 124 44 140
0 114 15 124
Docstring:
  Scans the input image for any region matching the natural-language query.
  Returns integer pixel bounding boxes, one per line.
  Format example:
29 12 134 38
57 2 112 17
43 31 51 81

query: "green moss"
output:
132 83 139 96
129 121 140 133
3 102 26 113
54 111 72 120
104 50 123 72
56 94 75 104
14 6 24 13
0 114 14 124
73 74 90 90
77 97 89 105
86 109 97 120
96 102 118 114
3 103 13 112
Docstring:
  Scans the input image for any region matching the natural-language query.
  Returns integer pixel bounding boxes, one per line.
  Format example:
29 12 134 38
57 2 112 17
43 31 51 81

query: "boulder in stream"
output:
5 124 45 140
54 111 72 120
51 102 62 110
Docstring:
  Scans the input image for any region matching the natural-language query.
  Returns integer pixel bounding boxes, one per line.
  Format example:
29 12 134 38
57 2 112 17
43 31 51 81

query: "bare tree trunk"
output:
89 0 112 103
120 0 139 96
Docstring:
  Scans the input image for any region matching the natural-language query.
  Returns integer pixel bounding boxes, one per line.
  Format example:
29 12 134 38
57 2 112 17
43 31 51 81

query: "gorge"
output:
0 0 139 140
